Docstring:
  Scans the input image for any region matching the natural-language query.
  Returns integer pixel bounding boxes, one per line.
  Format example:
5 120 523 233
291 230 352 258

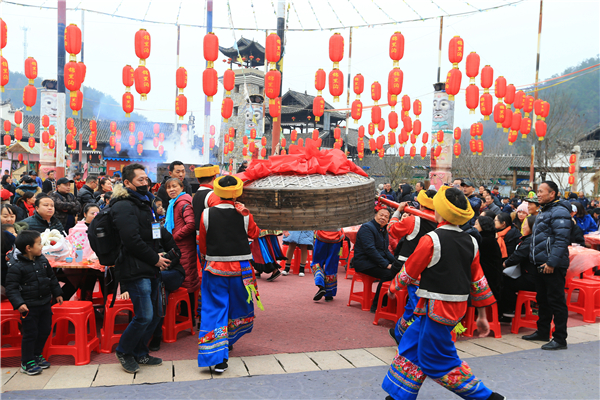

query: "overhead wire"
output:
306 0 323 30
347 0 368 25
290 1 304 30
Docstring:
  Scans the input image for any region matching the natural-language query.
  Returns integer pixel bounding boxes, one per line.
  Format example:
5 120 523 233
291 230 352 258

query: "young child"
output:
382 187 504 400
5 230 64 375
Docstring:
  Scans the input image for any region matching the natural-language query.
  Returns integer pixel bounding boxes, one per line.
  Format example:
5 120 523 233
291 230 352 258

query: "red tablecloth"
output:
567 245 600 280
49 259 106 272
344 225 361 244
584 233 600 249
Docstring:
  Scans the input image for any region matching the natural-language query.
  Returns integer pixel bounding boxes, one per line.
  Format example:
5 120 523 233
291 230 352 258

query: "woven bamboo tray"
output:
239 172 375 230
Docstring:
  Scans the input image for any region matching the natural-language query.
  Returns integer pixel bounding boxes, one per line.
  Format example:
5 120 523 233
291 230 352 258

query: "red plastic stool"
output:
345 250 355 279
43 301 100 365
566 278 600 323
1 301 22 358
461 303 502 338
373 283 408 326
347 272 377 311
162 288 194 343
279 246 312 274
339 239 351 268
100 294 134 353
511 291 539 334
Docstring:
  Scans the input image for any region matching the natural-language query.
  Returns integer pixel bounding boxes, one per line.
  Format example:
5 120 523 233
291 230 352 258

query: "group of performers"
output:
192 163 504 398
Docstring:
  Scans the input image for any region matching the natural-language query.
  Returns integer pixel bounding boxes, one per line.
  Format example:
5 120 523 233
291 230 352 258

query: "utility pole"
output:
271 0 285 155
203 0 213 165
529 0 543 185
56 0 67 179
78 10 85 171
20 27 29 62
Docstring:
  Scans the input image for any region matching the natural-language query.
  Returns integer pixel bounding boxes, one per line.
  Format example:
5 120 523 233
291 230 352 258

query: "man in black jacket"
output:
41 170 56 194
352 207 396 312
21 195 65 234
523 181 571 350
77 175 99 208
49 178 81 232
111 164 171 373
156 161 192 207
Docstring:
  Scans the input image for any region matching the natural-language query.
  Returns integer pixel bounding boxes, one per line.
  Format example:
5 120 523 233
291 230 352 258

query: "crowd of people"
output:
1 162 599 397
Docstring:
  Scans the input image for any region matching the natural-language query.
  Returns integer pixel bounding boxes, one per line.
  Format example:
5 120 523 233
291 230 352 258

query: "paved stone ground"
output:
3 341 598 399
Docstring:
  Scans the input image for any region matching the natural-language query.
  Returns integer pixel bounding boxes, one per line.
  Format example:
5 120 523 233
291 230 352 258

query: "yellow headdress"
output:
213 175 243 199
416 190 435 211
432 186 474 226
194 165 220 178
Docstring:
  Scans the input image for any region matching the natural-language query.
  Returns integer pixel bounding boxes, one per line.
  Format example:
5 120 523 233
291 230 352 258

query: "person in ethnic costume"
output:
382 186 505 400
387 189 437 344
192 165 220 324
312 229 345 302
197 176 262 373
250 230 286 282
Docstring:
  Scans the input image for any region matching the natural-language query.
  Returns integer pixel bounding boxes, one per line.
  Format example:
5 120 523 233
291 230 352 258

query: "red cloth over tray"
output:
237 142 368 183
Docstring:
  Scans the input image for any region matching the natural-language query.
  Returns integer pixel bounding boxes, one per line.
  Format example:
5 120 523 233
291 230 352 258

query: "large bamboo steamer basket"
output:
239 172 375 230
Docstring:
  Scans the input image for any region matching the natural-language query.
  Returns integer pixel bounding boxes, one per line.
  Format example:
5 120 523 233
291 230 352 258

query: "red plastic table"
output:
584 233 600 250
567 245 600 281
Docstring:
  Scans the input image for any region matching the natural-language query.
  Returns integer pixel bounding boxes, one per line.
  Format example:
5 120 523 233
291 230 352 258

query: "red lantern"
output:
203 68 218 101
568 175 575 186
221 97 233 122
448 36 464 66
466 84 479 114
250 128 257 140
420 145 427 159
371 106 381 125
493 102 506 128
3 134 10 146
49 125 55 136
224 134 229 144
398 147 405 158
368 123 375 137
128 122 135 133
388 131 396 146
1 19 6 51
445 69 462 101
400 129 408 144
242 147 248 156
511 111 522 133
520 117 532 138
265 33 281 68
329 69 344 102
378 118 386 133
137 131 144 143
401 95 411 114
24 57 38 82
222 69 234 95
353 74 364 97
134 66 151 100
260 147 267 158
371 82 381 104
122 92 134 117
481 65 493 93
508 130 518 146
523 95 534 117
281 137 287 148
109 136 117 149
351 100 363 123
41 131 49 145
409 146 416 159
210 138 216 150
203 33 219 67
494 77 507 101
388 111 398 131
228 141 234 152
49 138 55 150
476 139 484 155
265 70 281 103
569 154 576 164
376 135 385 150
135 29 151 65
315 69 326 95
64 24 82 60
388 92 397 109
540 101 550 120
158 145 164 156
28 137 35 149
14 127 22 141
0 56 8 93
368 138 376 152
115 142 122 153
413 99 422 118
421 132 429 144
269 97 281 122
402 116 412 133
466 52 480 83
228 127 235 139
27 123 35 136
176 67 188 94
3 119 10 133
469 139 477 154
23 85 37 111
123 65 134 88
14 111 22 126
76 62 86 84
389 32 405 67
502 109 513 132
334 127 342 141
313 96 325 121
312 129 319 141
329 33 344 68
69 90 83 115
242 135 248 145
480 93 493 120
413 119 422 136
151 123 159 135
128 134 135 147
261 136 267 148
18 153 23 162
514 90 525 110
454 127 461 141
505 84 516 107
436 130 444 144
453 143 461 158
534 99 544 117
388 68 403 101
535 120 547 141
65 118 74 131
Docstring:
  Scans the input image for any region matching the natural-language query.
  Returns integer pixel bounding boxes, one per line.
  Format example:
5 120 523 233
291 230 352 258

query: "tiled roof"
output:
279 90 346 119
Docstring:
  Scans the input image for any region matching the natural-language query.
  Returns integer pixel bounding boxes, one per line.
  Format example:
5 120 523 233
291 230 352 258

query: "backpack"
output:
87 204 121 266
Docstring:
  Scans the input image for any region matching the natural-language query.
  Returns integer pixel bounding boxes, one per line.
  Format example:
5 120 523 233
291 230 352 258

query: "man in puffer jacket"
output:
523 181 571 351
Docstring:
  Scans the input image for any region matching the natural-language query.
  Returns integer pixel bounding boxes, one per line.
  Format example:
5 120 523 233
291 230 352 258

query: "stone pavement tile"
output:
2 365 58 392
1 368 18 389
173 360 212 382
212 357 248 379
456 348 476 359
571 324 599 337
91 363 133 387
133 362 173 384
497 334 544 350
336 348 387 367
44 365 98 389
566 329 597 344
455 340 500 357
364 346 397 364
305 351 355 370
273 353 320 373
470 337 522 354
242 354 285 376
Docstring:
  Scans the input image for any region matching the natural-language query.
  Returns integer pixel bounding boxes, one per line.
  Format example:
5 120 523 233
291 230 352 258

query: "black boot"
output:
149 335 161 352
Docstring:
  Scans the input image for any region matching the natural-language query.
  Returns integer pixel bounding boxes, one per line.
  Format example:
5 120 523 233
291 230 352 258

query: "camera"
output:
163 248 180 261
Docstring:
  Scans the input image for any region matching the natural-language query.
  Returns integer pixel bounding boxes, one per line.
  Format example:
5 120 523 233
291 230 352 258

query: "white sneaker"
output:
282 270 289 276
299 272 305 277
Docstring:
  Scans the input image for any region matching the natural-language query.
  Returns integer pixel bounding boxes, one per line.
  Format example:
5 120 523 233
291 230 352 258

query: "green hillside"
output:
1 71 147 121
